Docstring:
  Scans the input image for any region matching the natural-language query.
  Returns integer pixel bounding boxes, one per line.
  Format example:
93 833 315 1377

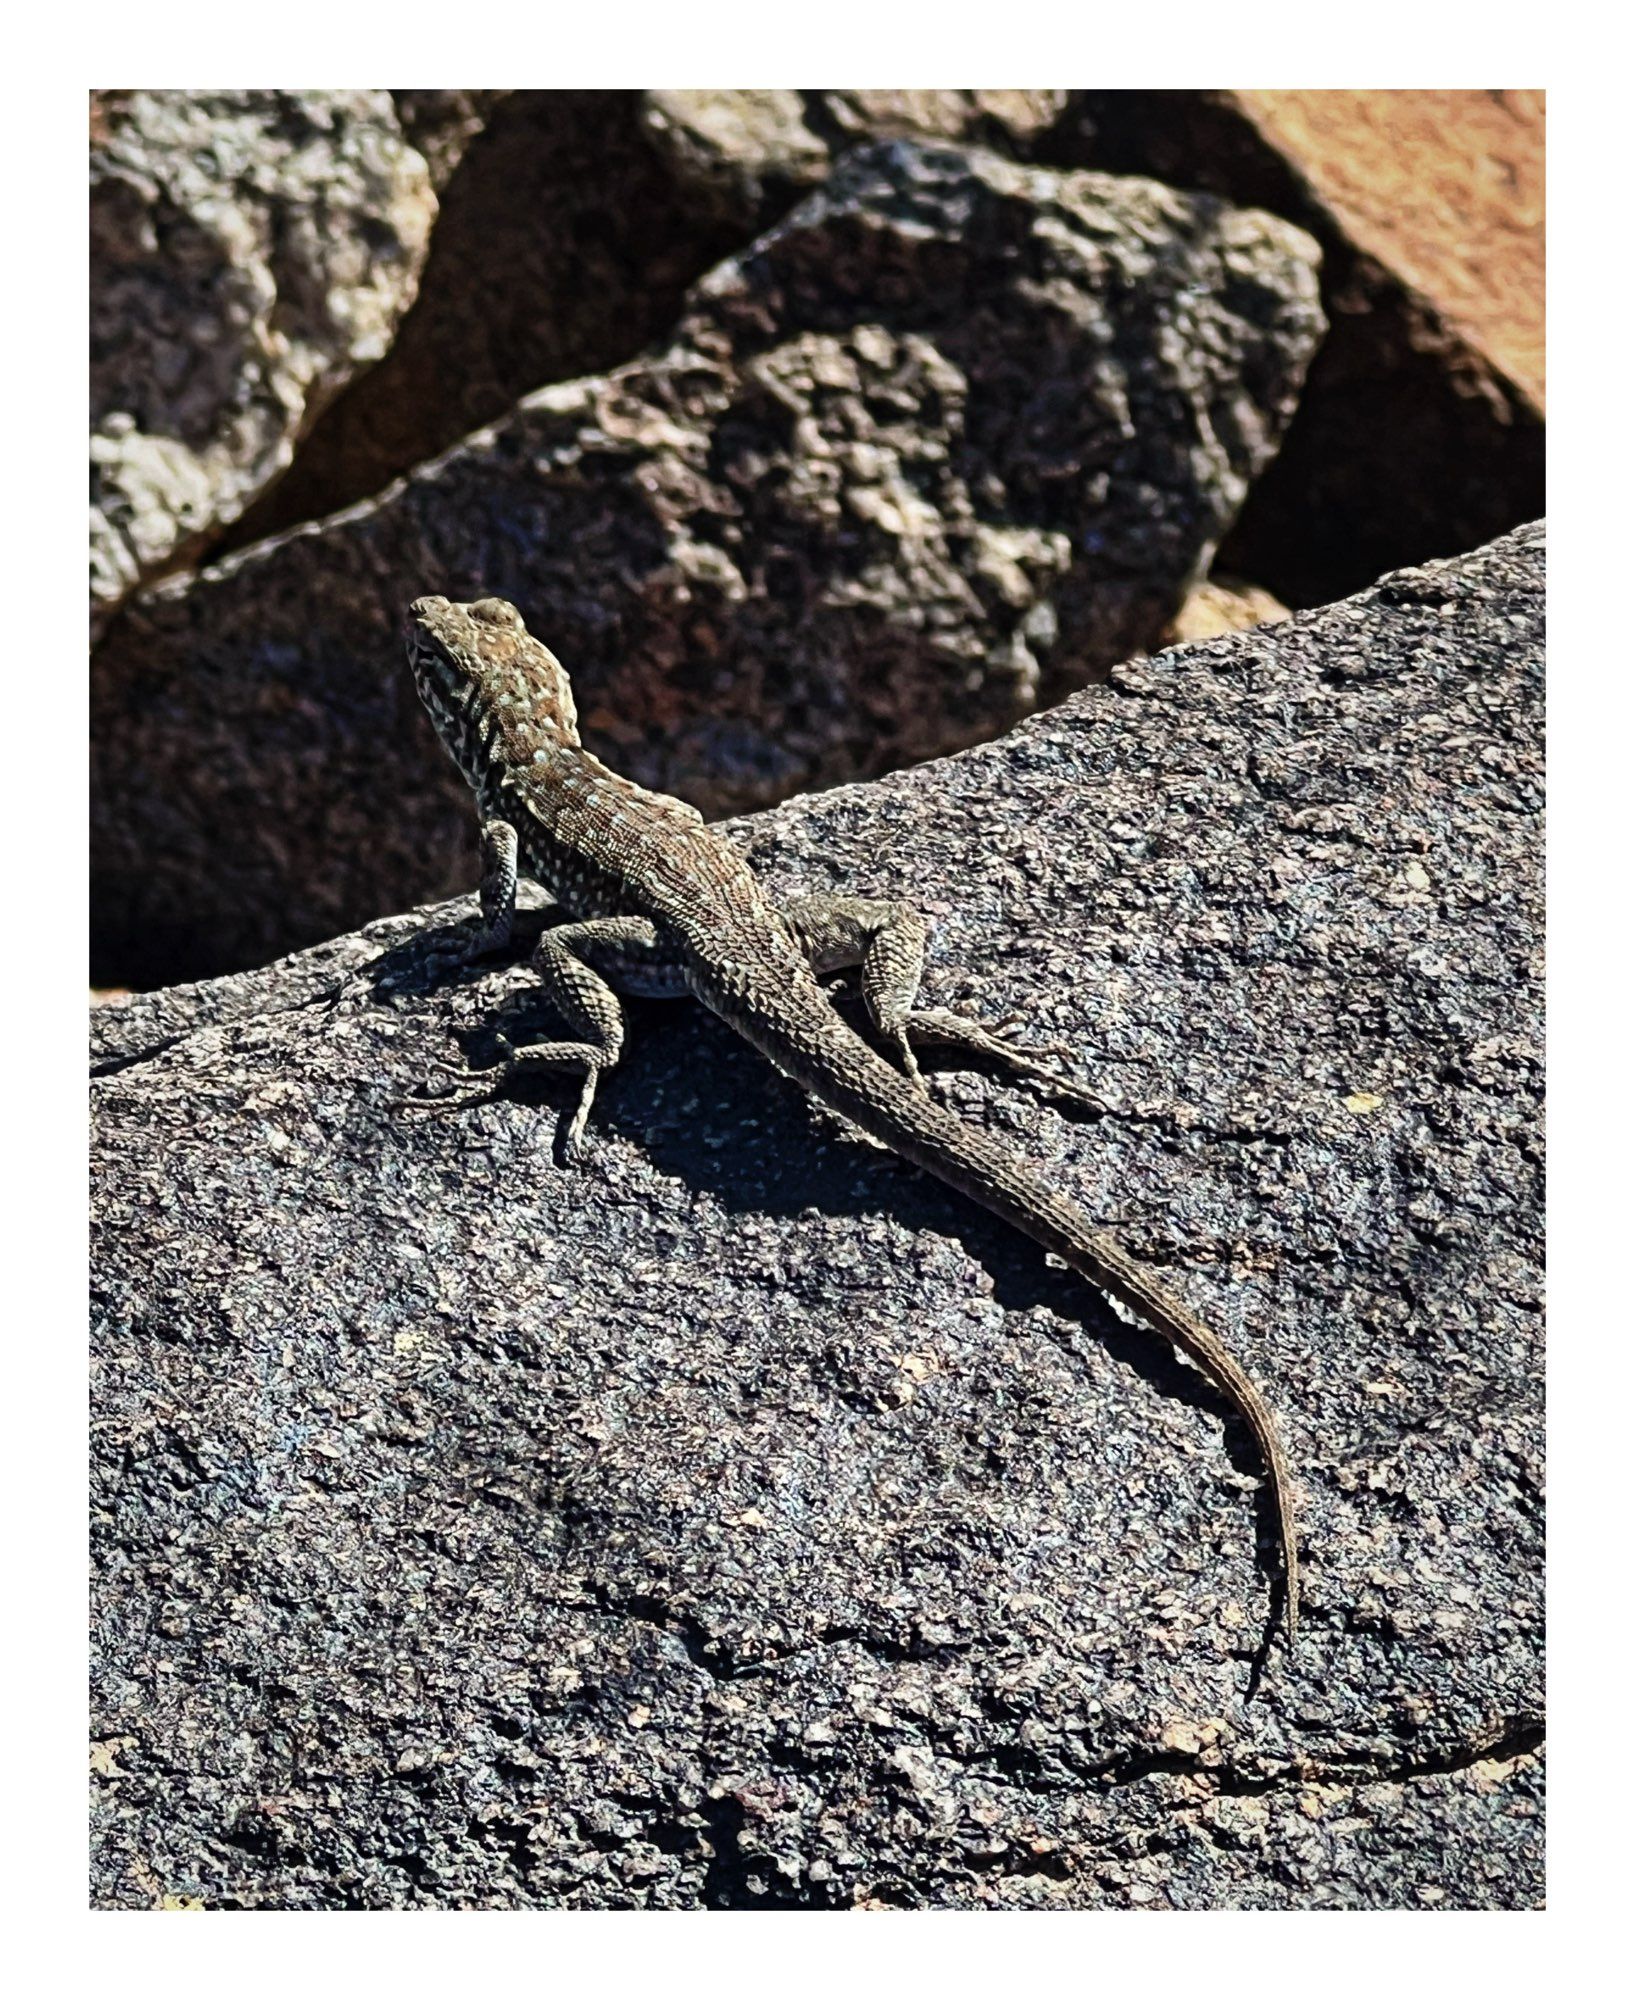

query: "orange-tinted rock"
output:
1235 91 1543 408
1044 90 1544 606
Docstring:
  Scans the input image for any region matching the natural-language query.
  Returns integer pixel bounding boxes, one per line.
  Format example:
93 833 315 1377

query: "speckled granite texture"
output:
91 524 1543 1908
89 90 436 630
90 138 1322 990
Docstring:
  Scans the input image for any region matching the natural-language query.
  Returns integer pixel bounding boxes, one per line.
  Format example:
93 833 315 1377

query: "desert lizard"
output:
403 594 1301 1642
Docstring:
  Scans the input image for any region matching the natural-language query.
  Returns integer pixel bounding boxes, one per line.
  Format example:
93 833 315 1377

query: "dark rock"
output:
224 91 1069 551
91 524 1544 1908
91 139 1323 988
89 91 437 631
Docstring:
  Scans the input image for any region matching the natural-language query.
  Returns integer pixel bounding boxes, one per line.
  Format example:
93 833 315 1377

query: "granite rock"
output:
1042 90 1544 606
226 92 1069 550
89 91 437 631
640 90 1066 234
91 524 1543 1908
1161 574 1291 648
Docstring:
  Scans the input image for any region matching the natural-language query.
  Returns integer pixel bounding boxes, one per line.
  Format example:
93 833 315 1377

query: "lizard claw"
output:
417 910 516 983
898 1006 1109 1113
387 1038 515 1116
417 927 486 981
883 1025 930 1092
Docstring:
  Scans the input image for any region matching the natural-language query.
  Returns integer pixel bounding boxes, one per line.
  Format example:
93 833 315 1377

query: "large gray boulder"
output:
89 91 438 632
91 524 1543 1908
90 140 1323 989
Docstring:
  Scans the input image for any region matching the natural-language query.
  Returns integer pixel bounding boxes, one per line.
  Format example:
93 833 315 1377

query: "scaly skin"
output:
405 594 1301 1643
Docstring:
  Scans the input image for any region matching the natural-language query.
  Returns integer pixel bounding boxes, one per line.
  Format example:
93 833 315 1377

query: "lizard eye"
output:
470 598 524 629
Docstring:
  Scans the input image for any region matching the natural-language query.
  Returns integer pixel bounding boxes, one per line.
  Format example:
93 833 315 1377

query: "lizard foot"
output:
897 1006 1109 1113
386 1036 518 1115
417 919 513 983
881 1024 930 1093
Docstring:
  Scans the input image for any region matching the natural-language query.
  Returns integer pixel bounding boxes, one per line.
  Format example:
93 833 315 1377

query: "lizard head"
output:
405 596 583 790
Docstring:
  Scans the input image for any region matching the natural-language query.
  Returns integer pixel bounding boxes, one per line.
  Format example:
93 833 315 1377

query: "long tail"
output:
728 984 1300 1643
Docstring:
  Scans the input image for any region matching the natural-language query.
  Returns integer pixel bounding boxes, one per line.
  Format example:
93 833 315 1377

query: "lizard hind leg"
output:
495 1034 608 1159
890 1006 1110 1114
781 893 932 1085
781 892 1107 1111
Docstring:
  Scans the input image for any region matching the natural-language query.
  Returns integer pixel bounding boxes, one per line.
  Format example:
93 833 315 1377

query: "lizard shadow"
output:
616 1006 1292 1657
374 922 1290 1647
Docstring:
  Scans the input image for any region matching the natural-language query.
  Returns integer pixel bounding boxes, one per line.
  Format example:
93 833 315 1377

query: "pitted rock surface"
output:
91 139 1322 989
91 525 1542 1907
89 91 436 630
226 91 1069 552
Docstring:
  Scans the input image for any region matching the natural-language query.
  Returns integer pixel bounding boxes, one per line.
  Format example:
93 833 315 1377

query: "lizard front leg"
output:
424 818 520 973
782 893 1106 1111
468 819 520 957
416 916 687 1158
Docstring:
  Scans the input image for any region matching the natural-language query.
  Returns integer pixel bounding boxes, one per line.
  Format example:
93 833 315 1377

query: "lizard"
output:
401 593 1301 1643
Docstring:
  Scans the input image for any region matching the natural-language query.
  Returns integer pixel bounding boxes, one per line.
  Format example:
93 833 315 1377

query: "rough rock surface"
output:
91 140 1323 989
91 524 1544 1909
641 90 1066 235
221 92 748 551
89 91 437 631
388 91 509 192
1230 91 1544 407
226 92 1067 549
1042 90 1544 607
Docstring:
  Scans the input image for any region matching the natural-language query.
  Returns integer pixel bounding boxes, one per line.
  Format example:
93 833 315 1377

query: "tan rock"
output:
89 91 437 630
1162 575 1292 647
